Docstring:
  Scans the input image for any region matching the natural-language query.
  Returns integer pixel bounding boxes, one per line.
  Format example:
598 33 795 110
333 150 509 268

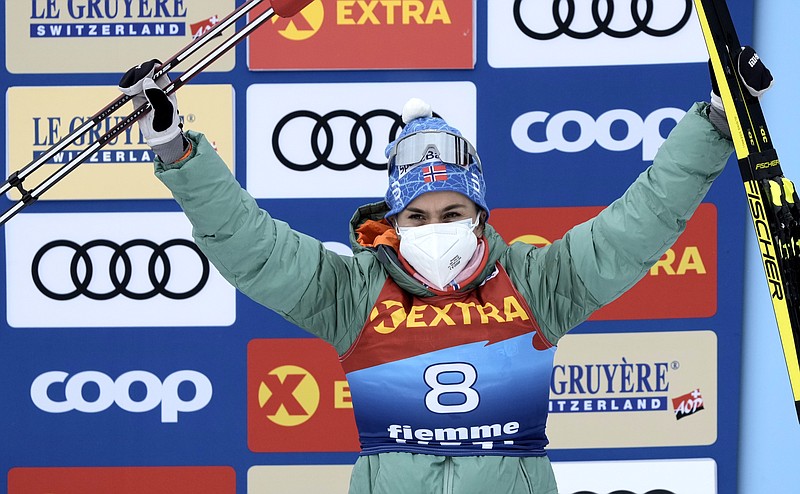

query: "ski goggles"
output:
388 131 482 177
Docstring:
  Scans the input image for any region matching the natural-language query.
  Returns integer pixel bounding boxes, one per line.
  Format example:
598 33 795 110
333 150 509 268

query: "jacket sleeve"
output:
154 131 380 354
507 102 735 344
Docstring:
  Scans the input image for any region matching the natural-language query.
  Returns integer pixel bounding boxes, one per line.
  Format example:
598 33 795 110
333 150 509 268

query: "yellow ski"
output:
694 0 800 421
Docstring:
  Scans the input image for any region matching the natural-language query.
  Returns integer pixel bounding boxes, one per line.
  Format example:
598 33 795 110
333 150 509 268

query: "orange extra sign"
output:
248 0 474 70
248 338 360 452
490 203 718 321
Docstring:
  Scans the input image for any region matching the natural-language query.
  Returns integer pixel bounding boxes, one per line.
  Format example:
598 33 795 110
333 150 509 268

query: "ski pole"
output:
0 0 313 226
1 0 265 199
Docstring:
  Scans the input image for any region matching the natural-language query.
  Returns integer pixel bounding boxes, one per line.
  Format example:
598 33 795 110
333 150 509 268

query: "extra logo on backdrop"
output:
246 81 476 199
546 331 717 449
491 203 717 320
6 85 234 200
247 0 474 69
248 338 360 452
488 0 707 67
6 0 235 73
8 467 235 493
5 212 235 328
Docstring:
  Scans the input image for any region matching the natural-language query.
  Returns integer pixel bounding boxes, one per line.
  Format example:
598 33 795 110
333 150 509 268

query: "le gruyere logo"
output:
9 1 235 73
547 331 718 449
29 0 189 38
6 85 234 200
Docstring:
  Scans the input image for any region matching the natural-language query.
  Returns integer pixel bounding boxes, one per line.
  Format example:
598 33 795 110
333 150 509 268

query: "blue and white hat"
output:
384 98 488 219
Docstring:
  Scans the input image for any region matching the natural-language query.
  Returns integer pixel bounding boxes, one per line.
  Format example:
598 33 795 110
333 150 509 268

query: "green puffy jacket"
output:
156 102 733 494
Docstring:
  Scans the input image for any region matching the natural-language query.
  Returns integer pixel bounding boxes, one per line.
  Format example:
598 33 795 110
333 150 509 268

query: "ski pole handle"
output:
271 0 314 17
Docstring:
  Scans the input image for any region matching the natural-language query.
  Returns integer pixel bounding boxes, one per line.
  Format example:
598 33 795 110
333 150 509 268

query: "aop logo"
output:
513 0 693 40
257 365 320 426
31 370 213 423
273 109 406 171
510 107 685 161
32 238 210 301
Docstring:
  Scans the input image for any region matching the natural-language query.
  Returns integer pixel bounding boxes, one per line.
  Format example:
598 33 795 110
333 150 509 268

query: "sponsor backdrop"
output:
0 1 755 493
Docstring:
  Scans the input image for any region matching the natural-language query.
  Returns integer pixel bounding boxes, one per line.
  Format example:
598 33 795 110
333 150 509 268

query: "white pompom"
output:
402 98 432 124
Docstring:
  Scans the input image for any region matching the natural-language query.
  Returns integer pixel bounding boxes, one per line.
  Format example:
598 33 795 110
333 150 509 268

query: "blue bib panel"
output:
341 264 556 456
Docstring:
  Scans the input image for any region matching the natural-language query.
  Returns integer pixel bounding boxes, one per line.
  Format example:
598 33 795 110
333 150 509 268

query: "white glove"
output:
119 59 186 162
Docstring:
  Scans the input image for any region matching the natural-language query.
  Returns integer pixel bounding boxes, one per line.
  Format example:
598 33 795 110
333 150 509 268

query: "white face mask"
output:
396 217 480 290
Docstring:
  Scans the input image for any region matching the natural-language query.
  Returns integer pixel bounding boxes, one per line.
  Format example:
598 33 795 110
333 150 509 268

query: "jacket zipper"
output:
443 456 454 494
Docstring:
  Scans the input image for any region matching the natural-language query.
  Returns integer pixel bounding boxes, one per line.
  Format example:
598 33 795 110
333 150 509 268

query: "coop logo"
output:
248 339 360 452
29 0 191 38
511 107 685 161
31 370 213 423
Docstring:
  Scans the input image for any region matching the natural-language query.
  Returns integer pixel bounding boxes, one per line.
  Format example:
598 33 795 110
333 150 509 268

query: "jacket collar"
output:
348 201 508 296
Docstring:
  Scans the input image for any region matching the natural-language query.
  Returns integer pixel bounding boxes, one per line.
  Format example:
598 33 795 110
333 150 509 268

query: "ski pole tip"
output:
270 0 315 18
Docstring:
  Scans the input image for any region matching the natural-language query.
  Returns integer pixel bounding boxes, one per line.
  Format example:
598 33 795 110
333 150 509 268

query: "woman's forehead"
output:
403 191 476 212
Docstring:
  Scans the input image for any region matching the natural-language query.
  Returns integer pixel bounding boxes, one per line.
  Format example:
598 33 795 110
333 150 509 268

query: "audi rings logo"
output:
513 0 693 40
32 239 210 301
273 109 440 172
